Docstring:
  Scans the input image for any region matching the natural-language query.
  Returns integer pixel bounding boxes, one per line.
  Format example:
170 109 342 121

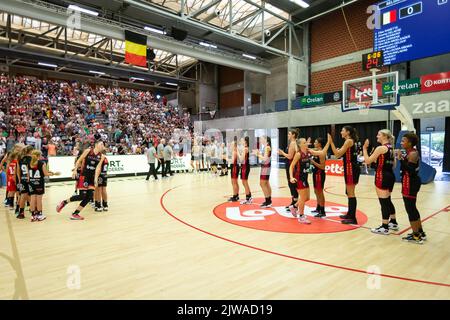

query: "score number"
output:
362 51 384 71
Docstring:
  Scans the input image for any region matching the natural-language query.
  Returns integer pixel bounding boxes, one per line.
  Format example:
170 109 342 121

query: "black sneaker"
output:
311 208 320 214
94 207 103 212
314 212 326 218
341 218 357 225
339 214 351 219
16 213 25 219
228 196 239 202
402 233 424 244
407 231 427 241
261 201 272 208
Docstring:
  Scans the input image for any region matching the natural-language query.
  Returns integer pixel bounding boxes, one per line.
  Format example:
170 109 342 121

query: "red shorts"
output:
76 175 95 190
7 178 17 192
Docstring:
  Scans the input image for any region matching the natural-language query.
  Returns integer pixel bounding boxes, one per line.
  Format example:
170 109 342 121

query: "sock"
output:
315 204 320 211
32 211 37 217
37 211 42 216
15 204 19 213
95 201 101 208
418 227 424 233
389 218 397 224
73 210 80 216
348 197 357 219
320 206 326 214
19 208 24 214
382 223 389 229
268 196 271 203
102 201 108 207
246 194 251 200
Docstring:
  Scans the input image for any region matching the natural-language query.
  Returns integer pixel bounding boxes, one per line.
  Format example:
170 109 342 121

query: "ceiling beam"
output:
0 0 272 73
189 0 221 18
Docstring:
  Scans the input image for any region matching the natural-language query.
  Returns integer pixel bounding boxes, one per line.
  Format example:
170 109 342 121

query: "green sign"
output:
300 94 324 107
382 78 421 95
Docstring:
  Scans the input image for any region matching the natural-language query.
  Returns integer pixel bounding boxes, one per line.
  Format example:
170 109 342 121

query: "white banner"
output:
48 154 192 180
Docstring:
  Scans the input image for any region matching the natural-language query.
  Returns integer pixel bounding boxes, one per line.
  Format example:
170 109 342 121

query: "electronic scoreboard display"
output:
374 0 450 65
362 50 384 70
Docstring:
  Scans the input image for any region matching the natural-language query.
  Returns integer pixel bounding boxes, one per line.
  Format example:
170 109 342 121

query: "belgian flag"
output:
125 30 147 67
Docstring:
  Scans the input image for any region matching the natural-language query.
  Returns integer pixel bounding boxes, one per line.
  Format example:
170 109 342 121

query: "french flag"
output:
382 9 397 25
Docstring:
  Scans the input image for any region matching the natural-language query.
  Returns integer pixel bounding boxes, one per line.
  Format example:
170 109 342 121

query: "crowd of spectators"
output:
0 74 192 158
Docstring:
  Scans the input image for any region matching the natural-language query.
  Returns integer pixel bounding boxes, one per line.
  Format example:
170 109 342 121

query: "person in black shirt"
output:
17 145 34 219
28 149 60 222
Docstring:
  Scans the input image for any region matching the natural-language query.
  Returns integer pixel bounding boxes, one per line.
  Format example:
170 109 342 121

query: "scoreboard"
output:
374 0 450 65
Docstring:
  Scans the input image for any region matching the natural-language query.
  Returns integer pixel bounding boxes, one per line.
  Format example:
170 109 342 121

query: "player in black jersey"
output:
328 126 361 224
239 137 252 204
94 150 109 212
254 136 272 208
28 150 60 222
278 129 299 212
289 138 312 224
307 137 330 218
228 137 240 202
397 132 426 244
363 129 398 235
56 140 106 220
16 145 34 219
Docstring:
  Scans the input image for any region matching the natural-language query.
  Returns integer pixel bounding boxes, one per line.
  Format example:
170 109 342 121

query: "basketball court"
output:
1 170 449 299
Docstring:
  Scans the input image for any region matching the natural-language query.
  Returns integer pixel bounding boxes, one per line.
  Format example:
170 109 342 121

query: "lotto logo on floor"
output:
214 198 368 234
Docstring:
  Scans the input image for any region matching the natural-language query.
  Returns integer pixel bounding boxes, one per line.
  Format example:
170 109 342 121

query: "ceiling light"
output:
130 77 145 81
290 0 310 8
38 62 57 68
144 26 166 35
67 5 99 16
89 70 105 75
242 54 257 60
166 82 178 86
200 42 217 48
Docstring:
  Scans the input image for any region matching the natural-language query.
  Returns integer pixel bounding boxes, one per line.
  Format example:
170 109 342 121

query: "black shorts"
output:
344 164 360 185
77 174 95 189
18 181 30 195
98 175 108 187
230 164 240 179
29 184 44 195
375 170 395 192
313 170 326 190
240 164 250 180
402 174 421 198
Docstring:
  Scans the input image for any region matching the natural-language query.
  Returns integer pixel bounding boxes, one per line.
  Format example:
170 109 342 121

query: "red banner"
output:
325 159 344 176
421 71 450 93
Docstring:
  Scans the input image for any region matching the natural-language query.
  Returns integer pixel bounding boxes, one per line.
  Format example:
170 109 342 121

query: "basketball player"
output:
228 137 240 202
307 138 330 218
56 140 106 220
327 126 360 224
278 129 299 211
28 150 60 222
94 150 109 212
289 138 312 224
220 142 228 176
205 140 212 172
362 129 398 235
210 139 218 175
254 136 272 208
192 138 201 174
6 151 19 210
239 137 252 204
397 133 426 244
16 145 34 219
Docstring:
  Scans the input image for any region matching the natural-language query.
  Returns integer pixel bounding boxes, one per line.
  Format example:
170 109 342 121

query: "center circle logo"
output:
213 197 368 234
424 79 433 87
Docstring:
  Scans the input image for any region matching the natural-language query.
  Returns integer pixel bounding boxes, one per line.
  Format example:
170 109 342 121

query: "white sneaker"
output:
240 198 253 205
289 205 298 218
36 214 47 222
371 226 389 235
388 222 399 231
298 215 311 224
102 206 108 212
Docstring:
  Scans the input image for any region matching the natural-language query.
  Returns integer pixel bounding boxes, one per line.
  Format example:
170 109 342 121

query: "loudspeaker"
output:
147 48 156 61
170 27 187 41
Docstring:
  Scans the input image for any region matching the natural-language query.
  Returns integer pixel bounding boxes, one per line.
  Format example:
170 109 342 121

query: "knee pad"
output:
387 196 396 215
403 197 420 222
79 190 94 207
379 198 391 220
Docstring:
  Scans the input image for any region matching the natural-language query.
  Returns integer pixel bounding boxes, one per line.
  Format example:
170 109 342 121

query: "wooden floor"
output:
0 169 449 300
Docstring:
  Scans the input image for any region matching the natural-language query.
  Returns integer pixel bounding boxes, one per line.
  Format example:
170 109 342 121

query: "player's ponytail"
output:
343 125 359 143
30 150 41 168
380 129 395 146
